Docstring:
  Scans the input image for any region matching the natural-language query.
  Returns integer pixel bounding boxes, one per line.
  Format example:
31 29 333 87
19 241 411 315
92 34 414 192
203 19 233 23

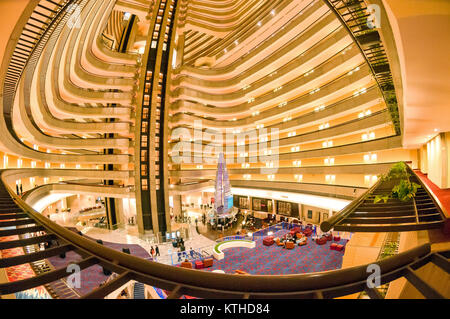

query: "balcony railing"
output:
323 0 401 135
0 169 449 299
320 162 448 232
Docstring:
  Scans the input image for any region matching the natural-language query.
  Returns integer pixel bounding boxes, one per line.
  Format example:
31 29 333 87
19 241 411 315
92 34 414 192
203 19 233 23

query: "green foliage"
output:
392 180 421 202
373 162 421 204
374 194 390 204
382 89 401 135
380 242 398 259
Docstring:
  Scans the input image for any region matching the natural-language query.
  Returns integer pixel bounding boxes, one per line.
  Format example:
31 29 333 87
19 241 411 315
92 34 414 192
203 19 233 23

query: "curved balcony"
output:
184 0 285 38
1 169 132 186
170 135 402 164
22 183 134 209
176 10 341 80
169 84 380 127
0 172 448 299
175 27 352 94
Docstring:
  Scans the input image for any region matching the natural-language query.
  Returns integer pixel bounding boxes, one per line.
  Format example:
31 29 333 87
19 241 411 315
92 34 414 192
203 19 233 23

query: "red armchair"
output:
316 237 327 245
263 236 275 246
203 258 214 268
330 243 338 250
325 233 333 241
195 261 204 269
285 241 295 249
333 235 341 242
180 261 192 269
335 244 345 252
303 228 313 237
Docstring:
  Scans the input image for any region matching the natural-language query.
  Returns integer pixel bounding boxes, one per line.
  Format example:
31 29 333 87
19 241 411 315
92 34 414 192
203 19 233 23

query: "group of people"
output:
150 245 160 258
174 215 191 224
127 216 136 225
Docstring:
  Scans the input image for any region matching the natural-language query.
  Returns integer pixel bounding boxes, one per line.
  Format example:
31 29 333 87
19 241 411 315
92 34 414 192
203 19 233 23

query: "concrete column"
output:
172 194 182 218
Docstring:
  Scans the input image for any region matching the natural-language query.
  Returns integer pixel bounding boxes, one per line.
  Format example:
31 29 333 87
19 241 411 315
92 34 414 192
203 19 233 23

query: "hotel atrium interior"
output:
0 0 449 301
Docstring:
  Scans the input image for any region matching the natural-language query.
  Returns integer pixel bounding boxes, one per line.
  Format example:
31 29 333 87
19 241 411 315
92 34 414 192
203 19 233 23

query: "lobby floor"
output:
205 229 347 275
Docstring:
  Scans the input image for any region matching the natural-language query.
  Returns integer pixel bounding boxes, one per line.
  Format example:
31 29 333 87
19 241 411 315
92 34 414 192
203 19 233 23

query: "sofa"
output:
203 258 214 268
263 236 275 246
180 261 192 269
316 237 327 245
290 227 301 236
303 228 313 237
330 243 345 251
285 241 295 249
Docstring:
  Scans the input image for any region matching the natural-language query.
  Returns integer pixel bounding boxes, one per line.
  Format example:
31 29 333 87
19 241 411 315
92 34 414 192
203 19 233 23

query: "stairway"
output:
23 244 80 299
133 282 145 299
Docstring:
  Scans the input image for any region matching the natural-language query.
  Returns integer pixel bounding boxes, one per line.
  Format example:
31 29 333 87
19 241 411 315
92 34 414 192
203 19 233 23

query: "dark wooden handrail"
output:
320 162 447 233
1 169 448 298
320 166 385 232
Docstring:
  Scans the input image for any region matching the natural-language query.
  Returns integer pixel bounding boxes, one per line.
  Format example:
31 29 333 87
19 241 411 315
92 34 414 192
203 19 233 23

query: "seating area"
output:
204 226 348 275
262 224 345 253
330 243 345 252
180 258 215 270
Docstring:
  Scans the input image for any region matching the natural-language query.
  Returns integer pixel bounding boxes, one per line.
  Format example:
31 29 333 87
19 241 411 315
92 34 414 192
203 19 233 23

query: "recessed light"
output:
434 128 438 132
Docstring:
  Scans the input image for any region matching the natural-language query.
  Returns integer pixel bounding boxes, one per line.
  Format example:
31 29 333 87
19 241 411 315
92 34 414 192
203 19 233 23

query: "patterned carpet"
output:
0 234 51 298
47 229 152 296
206 229 347 275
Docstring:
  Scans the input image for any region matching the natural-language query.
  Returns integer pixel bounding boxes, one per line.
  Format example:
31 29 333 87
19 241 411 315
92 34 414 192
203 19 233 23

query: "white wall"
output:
425 133 449 189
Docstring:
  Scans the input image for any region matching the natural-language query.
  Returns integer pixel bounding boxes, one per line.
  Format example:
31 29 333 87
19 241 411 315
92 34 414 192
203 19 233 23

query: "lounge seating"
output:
299 239 307 246
330 243 345 251
324 233 333 241
195 261 204 269
203 258 214 268
285 241 295 249
333 235 341 241
303 228 312 237
276 238 284 246
263 236 274 246
180 261 192 269
296 233 303 239
290 227 301 237
316 237 327 245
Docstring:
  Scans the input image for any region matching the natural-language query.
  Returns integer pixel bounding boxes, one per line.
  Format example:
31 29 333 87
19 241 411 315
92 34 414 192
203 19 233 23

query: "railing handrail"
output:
322 0 401 135
0 169 447 298
406 165 448 221
320 161 447 233
320 173 383 232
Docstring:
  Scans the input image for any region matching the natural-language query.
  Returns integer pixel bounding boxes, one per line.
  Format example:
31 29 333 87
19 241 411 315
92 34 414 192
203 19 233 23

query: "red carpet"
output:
414 170 450 234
